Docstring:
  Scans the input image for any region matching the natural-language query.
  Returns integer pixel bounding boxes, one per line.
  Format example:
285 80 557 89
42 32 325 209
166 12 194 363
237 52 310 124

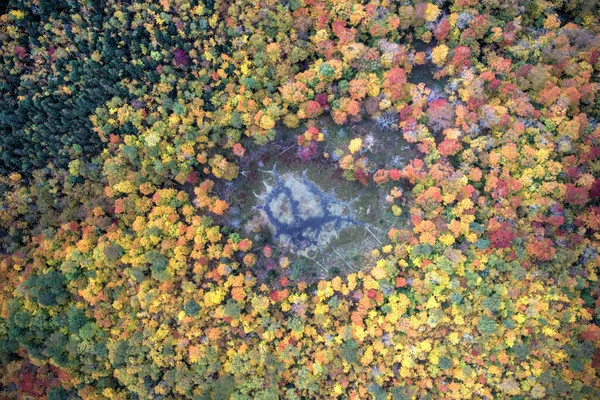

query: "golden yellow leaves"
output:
424 3 441 22
279 256 290 269
447 332 461 345
251 295 270 315
259 114 275 130
360 347 374 366
314 303 329 316
386 293 411 325
453 314 464 326
203 288 226 307
425 296 440 309
208 155 239 180
76 238 93 253
331 276 343 292
370 259 388 280
541 326 558 337
205 226 221 243
544 14 561 30
348 137 363 154
432 44 448 67
439 233 455 246
367 73 381 97
10 10 25 20
113 180 137 195
333 383 344 395
316 280 334 300
312 29 329 44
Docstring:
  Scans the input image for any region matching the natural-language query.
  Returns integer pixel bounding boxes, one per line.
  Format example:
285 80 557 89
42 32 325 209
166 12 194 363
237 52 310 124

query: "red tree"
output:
489 222 516 249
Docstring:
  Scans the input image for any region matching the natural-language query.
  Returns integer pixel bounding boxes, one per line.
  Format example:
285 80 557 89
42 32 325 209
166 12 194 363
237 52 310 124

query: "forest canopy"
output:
1 0 600 398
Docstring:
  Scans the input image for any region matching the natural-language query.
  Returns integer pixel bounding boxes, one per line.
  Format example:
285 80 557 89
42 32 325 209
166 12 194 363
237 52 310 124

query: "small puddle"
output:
255 168 359 257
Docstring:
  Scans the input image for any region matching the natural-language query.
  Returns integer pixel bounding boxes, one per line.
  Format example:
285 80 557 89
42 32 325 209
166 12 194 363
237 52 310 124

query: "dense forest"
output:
1 0 600 398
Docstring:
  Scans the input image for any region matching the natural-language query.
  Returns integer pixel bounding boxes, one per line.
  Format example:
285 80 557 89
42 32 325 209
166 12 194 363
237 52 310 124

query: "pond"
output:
255 169 357 257
213 116 417 283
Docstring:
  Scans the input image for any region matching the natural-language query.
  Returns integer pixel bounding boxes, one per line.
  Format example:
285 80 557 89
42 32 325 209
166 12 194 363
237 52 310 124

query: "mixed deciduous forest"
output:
1 0 600 398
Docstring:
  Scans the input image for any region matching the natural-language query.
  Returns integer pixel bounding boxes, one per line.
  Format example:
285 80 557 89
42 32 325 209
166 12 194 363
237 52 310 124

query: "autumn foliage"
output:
2 0 600 399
